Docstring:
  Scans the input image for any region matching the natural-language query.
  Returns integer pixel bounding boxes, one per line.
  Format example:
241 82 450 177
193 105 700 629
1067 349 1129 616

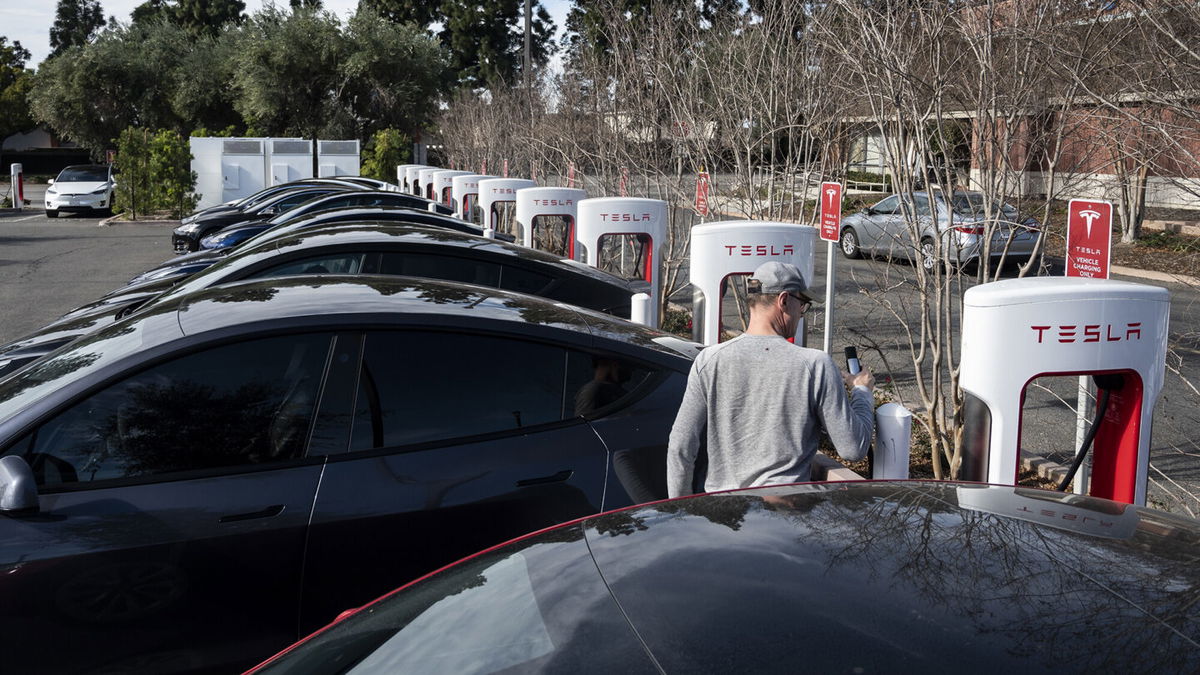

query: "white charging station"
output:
959 277 1169 506
576 197 668 328
478 178 537 237
689 221 818 345
516 187 587 258
417 168 442 201
403 165 430 195
9 163 23 211
432 170 472 208
451 174 496 222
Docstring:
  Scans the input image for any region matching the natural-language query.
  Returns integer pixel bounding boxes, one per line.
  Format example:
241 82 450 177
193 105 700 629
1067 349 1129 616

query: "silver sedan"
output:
838 190 1040 269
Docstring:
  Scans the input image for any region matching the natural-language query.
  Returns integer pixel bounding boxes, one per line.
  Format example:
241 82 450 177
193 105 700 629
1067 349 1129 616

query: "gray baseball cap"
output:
748 262 819 303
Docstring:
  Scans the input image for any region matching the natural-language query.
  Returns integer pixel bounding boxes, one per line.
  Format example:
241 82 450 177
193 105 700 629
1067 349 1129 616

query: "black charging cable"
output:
1057 374 1124 492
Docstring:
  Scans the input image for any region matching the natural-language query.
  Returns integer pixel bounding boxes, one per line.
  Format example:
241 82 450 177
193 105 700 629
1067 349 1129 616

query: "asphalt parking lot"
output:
0 185 175 342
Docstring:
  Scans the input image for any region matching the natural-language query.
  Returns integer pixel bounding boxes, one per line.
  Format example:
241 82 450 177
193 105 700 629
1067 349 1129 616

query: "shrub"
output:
361 128 411 183
113 127 198 219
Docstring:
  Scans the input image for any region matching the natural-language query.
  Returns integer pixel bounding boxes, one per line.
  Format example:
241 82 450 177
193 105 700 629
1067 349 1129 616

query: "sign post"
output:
619 166 629 197
567 162 576 188
694 171 711 218
502 159 509 178
1065 198 1113 494
819 182 843 354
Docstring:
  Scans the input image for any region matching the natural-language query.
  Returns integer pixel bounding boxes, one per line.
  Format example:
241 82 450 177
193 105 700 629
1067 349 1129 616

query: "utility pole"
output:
524 0 532 90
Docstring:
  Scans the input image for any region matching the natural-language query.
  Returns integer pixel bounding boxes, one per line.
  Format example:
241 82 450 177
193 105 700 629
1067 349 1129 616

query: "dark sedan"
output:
0 224 642 380
0 275 698 674
171 185 358 253
179 178 368 225
197 190 455 250
251 481 1200 674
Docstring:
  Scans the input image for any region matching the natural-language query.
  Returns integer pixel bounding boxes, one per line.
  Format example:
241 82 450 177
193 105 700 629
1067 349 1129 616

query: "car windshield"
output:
949 194 1018 219
57 167 109 182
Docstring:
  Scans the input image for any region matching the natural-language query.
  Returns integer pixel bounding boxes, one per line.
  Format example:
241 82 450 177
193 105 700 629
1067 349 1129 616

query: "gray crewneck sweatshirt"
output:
667 334 874 497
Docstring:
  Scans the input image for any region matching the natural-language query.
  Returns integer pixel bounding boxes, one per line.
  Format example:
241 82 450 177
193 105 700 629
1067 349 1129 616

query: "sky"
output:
0 0 571 69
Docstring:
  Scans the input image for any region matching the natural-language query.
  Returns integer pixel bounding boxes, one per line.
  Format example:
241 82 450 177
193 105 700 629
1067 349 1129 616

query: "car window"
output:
378 252 502 287
565 351 654 416
272 192 327 212
913 194 931 216
57 167 109 182
249 253 368 277
349 332 568 451
498 265 553 295
4 333 333 488
872 196 900 214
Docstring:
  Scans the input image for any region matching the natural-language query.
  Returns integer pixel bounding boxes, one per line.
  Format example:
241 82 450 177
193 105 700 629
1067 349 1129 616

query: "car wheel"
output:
840 227 862 259
45 209 58 219
920 238 938 271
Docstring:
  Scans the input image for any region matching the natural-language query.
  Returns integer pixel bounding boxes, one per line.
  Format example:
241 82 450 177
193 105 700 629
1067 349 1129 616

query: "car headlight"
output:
46 188 57 195
90 186 110 195
177 222 203 234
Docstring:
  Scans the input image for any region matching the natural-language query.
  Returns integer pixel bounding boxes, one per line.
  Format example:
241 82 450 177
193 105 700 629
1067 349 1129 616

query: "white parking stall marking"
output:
10 215 40 222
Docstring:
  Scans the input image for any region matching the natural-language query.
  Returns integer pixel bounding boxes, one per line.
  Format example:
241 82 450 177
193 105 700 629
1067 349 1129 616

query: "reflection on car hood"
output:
50 181 108 195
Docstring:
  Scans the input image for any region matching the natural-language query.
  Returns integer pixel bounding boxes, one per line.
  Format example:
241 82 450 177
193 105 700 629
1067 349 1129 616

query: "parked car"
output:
171 185 358 253
177 178 368 225
43 164 114 218
249 481 1200 674
325 175 400 192
197 190 456 250
0 275 698 673
0 223 648 380
839 190 1040 269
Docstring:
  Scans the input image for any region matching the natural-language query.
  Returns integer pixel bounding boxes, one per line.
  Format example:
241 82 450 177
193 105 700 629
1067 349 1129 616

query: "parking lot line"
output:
8 215 41 222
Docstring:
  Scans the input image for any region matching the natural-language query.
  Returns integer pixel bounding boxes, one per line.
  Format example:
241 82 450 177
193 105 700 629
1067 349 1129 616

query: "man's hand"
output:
842 366 875 391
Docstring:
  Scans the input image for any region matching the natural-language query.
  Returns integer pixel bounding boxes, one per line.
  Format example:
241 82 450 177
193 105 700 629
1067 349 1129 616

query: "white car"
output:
44 164 115 218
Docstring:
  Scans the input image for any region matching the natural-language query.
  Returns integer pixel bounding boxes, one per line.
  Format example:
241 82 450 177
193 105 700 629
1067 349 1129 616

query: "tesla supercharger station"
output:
516 187 587 258
959 277 1169 506
576 198 668 329
404 165 430 195
432 170 472 209
689 221 818 346
479 178 537 238
451 174 495 222
417 168 442 201
397 164 423 192
9 163 23 211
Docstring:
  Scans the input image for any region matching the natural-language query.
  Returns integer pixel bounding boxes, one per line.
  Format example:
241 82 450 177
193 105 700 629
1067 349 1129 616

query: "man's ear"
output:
776 291 789 311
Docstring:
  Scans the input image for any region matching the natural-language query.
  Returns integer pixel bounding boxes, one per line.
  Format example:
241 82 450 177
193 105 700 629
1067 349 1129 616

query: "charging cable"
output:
1057 374 1124 492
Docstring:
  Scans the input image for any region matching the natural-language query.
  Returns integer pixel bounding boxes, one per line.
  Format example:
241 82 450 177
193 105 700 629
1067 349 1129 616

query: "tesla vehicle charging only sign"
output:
820 182 842 242
1066 199 1113 279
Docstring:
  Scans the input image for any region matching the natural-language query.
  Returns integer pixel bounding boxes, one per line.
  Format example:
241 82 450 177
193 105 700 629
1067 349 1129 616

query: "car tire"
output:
920 238 938 271
840 227 862 259
45 209 58 219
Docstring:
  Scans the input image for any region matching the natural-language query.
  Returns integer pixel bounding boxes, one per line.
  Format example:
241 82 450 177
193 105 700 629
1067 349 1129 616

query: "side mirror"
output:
261 206 277 216
47 178 55 186
863 207 875 216
0 455 38 514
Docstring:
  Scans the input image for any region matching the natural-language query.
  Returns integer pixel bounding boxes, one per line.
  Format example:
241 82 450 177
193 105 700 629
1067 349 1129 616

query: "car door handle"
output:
516 470 573 487
219 504 285 523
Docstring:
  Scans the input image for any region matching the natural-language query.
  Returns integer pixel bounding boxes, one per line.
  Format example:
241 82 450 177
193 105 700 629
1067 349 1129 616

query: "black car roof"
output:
261 206 489 239
261 481 1200 673
258 223 637 290
0 276 692 424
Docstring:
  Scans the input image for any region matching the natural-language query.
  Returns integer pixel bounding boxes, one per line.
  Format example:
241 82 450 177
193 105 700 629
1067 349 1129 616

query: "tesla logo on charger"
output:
490 188 516 195
533 199 574 206
1031 323 1142 343
724 244 796 257
600 213 653 222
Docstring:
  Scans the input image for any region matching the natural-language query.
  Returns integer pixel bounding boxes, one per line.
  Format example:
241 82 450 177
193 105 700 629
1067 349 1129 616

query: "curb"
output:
1111 264 1200 287
98 215 180 227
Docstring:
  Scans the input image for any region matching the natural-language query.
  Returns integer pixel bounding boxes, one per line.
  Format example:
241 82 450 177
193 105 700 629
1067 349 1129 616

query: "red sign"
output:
695 172 711 216
819 181 843 242
502 159 509 178
567 162 576 188
105 149 115 164
619 166 629 197
1066 199 1112 279
481 159 487 174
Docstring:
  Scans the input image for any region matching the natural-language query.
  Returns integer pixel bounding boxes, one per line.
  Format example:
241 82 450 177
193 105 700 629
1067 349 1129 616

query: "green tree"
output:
113 127 152 218
149 128 198 216
132 0 244 35
0 37 35 142
368 0 556 87
50 0 106 57
30 21 190 154
343 9 450 136
361 128 412 182
229 5 349 174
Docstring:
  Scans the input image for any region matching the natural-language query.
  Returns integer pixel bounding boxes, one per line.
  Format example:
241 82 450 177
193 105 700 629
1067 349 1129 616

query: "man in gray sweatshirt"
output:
667 262 875 497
